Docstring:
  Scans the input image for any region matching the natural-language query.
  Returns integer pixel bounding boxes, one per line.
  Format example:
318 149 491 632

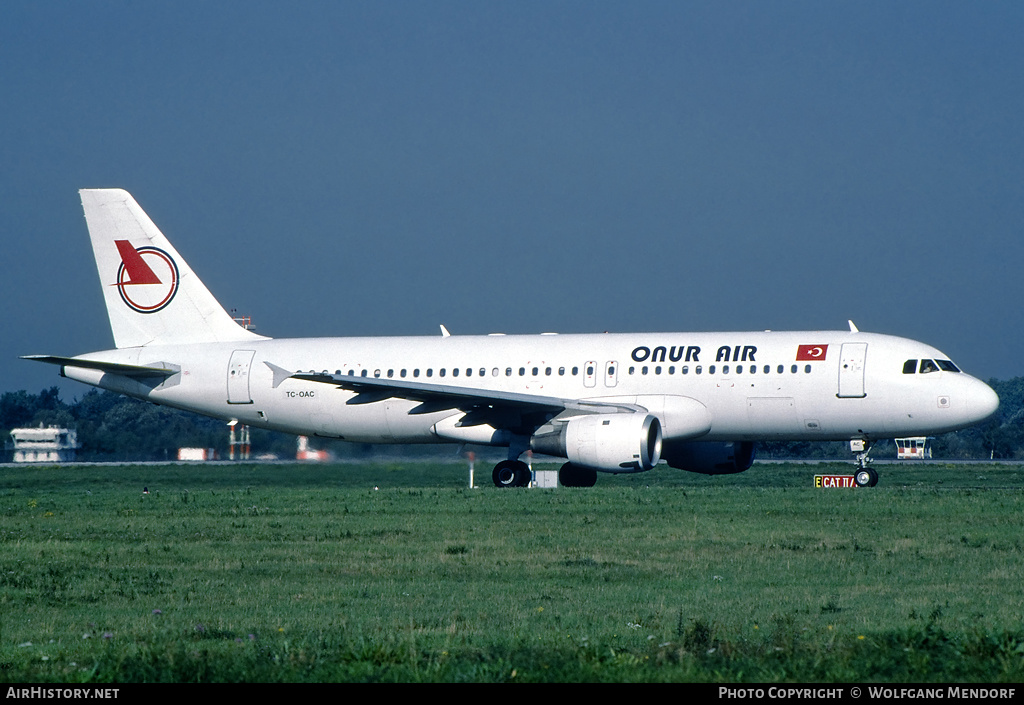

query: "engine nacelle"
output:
661 440 755 475
531 413 662 473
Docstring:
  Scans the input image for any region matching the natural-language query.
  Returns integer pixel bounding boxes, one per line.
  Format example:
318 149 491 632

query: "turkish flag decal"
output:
796 344 828 361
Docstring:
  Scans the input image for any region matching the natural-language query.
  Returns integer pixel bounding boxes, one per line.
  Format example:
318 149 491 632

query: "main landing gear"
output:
558 463 597 488
490 459 598 488
851 439 878 487
492 459 531 488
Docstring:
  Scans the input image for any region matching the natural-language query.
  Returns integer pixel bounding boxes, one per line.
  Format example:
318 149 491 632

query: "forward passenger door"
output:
837 343 867 398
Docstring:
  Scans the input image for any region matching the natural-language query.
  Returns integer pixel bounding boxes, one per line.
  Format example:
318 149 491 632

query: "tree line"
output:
2 379 1022 462
1 388 292 461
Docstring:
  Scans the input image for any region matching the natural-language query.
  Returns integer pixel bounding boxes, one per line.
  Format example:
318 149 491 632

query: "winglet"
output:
440 324 452 338
848 320 859 333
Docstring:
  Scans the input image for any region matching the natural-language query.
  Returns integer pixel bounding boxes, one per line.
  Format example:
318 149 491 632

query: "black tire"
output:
559 462 597 488
493 460 530 488
855 468 878 487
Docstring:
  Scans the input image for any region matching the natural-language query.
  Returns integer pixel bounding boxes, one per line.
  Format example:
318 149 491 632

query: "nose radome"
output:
970 378 1000 424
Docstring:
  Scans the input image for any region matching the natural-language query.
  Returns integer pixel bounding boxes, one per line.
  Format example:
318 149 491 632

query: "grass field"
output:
1 460 1023 682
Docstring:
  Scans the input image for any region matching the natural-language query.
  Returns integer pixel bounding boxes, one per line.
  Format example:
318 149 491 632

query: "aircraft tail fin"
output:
79 189 266 349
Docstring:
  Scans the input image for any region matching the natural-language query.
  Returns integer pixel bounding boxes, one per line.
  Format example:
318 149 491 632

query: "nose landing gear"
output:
854 466 879 487
851 440 878 487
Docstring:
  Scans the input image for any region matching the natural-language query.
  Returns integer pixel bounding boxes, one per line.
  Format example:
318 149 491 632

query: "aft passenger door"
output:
227 350 256 404
837 343 867 398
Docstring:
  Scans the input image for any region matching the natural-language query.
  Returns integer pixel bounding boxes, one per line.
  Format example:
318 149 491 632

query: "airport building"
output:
8 426 80 463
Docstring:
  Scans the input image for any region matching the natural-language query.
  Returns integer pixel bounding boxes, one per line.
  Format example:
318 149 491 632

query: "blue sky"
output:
2 1 1023 399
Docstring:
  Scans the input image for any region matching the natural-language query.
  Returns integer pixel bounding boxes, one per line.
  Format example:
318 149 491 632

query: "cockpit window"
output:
905 358 961 375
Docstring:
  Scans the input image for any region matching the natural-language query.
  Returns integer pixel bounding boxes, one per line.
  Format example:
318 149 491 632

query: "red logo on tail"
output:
112 240 179 313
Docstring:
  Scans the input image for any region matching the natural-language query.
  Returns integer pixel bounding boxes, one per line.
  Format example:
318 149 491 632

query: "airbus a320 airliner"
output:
25 189 999 487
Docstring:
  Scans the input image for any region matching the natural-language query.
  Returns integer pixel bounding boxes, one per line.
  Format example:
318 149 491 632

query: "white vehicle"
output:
25 190 1000 487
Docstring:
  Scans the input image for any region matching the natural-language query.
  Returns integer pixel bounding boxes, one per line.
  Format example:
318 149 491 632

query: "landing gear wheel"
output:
850 440 877 487
559 463 597 488
493 460 531 488
854 467 878 487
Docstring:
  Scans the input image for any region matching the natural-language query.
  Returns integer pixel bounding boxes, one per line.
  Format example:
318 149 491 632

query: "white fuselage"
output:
61 329 999 447
29 189 1002 485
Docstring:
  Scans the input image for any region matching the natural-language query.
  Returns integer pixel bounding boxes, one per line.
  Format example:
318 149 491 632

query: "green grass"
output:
1 460 1023 682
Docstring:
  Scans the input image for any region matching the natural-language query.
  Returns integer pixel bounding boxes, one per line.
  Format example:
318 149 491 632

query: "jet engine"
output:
661 440 755 475
531 413 662 473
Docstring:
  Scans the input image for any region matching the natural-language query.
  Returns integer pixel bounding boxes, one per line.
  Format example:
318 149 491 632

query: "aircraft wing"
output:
289 369 643 417
22 355 179 379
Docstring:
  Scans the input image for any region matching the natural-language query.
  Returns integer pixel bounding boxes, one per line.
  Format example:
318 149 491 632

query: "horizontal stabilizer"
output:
22 355 178 379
